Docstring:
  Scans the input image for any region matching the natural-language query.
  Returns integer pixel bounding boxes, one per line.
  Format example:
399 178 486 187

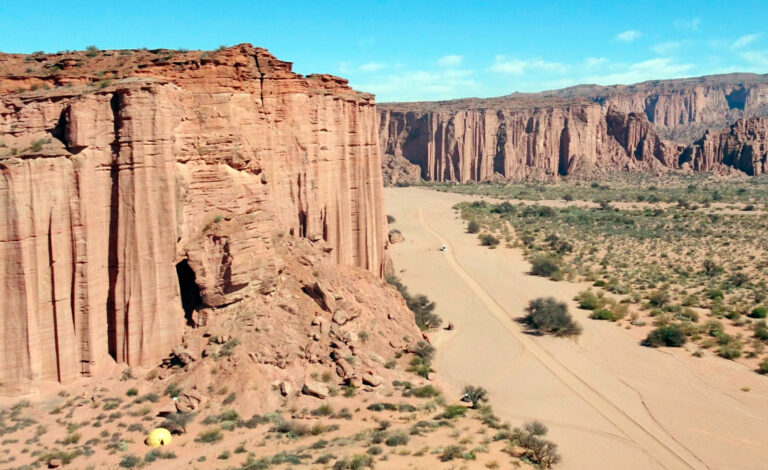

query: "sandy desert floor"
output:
385 187 768 470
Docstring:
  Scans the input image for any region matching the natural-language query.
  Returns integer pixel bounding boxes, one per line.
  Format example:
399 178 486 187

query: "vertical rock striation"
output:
0 45 386 393
379 73 768 183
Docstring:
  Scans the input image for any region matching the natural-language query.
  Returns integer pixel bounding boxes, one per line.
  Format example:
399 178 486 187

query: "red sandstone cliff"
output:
0 45 388 393
379 73 768 182
685 117 768 175
545 74 768 142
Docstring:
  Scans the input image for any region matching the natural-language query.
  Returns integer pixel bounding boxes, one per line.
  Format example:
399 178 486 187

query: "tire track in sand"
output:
416 208 706 470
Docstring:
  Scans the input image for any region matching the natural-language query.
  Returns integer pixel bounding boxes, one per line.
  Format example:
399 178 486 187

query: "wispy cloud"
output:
356 69 480 102
732 33 761 49
585 57 607 67
359 61 387 72
652 40 686 56
674 18 701 31
740 50 768 67
583 57 694 85
490 55 569 74
615 30 642 42
438 54 463 68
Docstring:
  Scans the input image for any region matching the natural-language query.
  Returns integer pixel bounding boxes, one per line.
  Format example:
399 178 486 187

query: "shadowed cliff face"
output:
0 44 387 393
379 73 768 182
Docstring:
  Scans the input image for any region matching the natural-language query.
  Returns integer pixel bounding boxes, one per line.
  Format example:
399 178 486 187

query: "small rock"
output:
48 458 62 468
279 381 293 397
388 230 405 243
336 359 354 378
314 281 337 312
202 344 221 358
362 372 383 387
175 392 204 412
171 346 198 366
279 302 298 315
427 372 437 381
332 310 349 325
302 381 330 399
348 375 363 388
446 322 456 331
369 353 385 364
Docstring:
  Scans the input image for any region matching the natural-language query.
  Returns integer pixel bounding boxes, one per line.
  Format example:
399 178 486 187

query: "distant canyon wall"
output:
379 74 768 182
0 44 387 393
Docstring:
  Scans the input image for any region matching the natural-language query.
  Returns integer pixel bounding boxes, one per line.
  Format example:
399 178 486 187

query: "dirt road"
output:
385 187 768 470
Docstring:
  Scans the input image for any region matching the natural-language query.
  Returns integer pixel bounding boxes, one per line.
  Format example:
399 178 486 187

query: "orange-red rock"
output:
379 73 768 182
0 44 387 394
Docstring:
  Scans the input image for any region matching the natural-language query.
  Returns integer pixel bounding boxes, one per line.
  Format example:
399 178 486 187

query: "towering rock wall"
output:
0 45 387 393
379 73 768 183
379 102 681 182
687 117 768 175
549 74 768 142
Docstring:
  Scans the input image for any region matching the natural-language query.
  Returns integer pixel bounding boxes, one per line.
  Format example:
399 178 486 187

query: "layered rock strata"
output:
0 44 387 393
379 73 768 182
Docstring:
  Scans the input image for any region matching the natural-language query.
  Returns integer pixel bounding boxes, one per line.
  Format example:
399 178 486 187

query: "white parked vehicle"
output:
440 245 447 252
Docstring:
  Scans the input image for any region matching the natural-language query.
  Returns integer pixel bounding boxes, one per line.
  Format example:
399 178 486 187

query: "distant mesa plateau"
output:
379 73 768 183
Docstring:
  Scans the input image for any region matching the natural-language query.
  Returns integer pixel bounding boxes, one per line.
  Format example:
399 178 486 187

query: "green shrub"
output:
590 308 614 321
384 432 409 446
708 289 724 300
643 325 686 347
462 385 488 409
576 290 601 310
467 220 480 233
750 306 767 319
718 343 742 360
85 45 100 57
437 405 467 419
160 412 195 434
195 428 223 444
440 445 464 461
530 255 562 279
523 297 581 336
164 383 182 398
119 455 141 468
410 385 440 398
479 233 500 247
759 358 768 374
405 293 442 330
144 449 176 462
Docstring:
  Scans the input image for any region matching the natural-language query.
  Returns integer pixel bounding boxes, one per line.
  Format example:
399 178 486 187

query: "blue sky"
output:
1 1 767 102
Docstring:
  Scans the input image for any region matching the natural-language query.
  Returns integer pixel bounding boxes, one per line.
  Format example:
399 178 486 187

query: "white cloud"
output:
359 61 387 72
674 18 701 31
732 33 761 49
490 55 569 75
583 57 694 85
356 69 480 102
741 50 768 66
438 54 463 68
585 57 607 67
652 40 686 55
615 30 642 42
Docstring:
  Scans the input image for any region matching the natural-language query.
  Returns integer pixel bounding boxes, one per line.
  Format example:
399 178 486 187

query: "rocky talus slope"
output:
0 45 390 394
379 73 768 182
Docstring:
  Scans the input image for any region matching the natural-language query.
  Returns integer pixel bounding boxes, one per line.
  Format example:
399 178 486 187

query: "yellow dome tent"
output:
146 428 172 447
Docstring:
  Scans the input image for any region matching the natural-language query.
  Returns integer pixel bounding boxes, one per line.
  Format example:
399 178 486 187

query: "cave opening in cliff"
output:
176 260 203 324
